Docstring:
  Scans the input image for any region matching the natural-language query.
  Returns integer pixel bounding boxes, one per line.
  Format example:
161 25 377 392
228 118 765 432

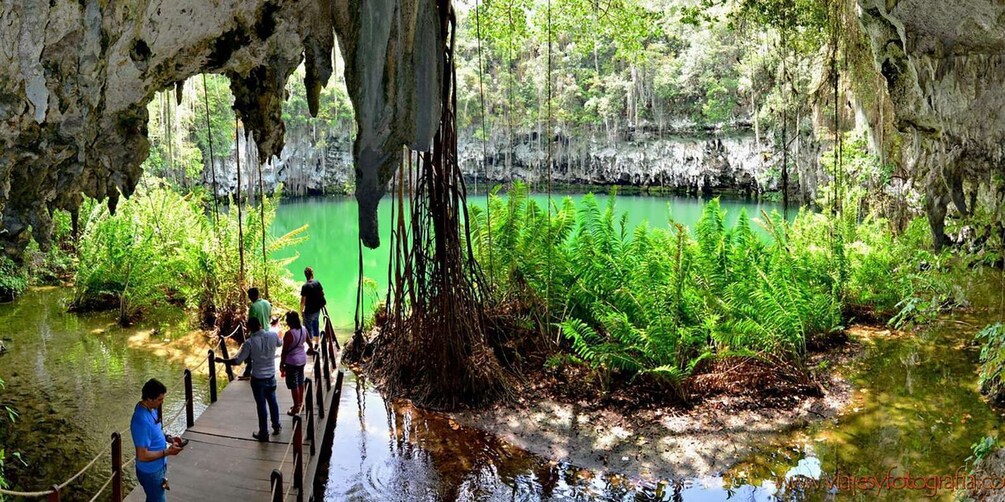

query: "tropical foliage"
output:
0 257 27 302
0 376 17 496
978 323 1005 402
469 182 954 395
72 178 305 326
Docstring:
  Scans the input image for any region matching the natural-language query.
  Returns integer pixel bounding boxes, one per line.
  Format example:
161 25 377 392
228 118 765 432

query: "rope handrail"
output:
0 357 205 498
55 443 109 491
1 327 311 500
86 471 115 502
284 470 296 501
0 438 109 497
0 487 59 497
275 429 296 476
222 324 243 339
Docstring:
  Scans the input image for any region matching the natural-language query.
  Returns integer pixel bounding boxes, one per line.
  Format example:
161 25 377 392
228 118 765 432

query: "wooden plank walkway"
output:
126 343 343 502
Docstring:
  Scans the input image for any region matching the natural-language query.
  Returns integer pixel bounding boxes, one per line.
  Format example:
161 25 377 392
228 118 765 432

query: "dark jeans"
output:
305 310 320 342
136 465 167 502
250 376 280 434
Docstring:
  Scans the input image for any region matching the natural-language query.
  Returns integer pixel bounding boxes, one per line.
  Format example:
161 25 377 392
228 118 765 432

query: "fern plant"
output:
978 323 1005 401
71 178 306 326
469 187 952 396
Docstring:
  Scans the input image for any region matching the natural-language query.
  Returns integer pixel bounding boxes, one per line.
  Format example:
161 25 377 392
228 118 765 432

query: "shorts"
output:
304 310 321 340
284 364 305 389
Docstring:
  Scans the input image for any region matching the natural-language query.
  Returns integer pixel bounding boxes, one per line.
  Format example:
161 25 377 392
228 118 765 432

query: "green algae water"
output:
271 193 784 330
722 269 1005 501
0 288 213 500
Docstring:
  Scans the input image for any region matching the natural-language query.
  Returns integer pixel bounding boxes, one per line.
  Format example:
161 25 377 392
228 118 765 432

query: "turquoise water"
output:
271 193 783 329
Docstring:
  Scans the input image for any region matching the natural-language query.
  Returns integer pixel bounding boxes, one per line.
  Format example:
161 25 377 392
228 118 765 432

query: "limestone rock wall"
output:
0 0 446 257
857 0 1005 247
0 0 336 257
212 127 819 200
457 133 783 196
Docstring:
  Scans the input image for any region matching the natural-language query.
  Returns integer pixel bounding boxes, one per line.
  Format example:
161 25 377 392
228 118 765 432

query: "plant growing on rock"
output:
0 257 28 302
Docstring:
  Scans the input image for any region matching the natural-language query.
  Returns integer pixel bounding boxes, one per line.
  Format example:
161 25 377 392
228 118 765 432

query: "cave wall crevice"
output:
857 0 1005 247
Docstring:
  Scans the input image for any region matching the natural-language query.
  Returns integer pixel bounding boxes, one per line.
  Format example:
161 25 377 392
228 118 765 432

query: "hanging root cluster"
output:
352 1 509 411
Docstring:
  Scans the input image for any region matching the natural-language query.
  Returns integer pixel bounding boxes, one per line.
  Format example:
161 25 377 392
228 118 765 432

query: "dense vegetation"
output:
70 178 305 328
130 0 854 202
468 176 972 398
0 376 17 495
458 0 828 134
142 69 355 196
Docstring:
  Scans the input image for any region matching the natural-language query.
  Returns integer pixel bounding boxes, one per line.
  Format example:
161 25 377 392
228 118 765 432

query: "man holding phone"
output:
130 379 185 501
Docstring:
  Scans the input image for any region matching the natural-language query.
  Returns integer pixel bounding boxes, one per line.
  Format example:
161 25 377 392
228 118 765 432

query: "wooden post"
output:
48 485 60 502
321 335 332 391
218 335 235 382
293 415 303 491
305 379 315 457
325 314 338 358
270 470 283 502
313 359 324 420
184 369 194 428
111 432 123 502
208 350 218 403
323 308 341 351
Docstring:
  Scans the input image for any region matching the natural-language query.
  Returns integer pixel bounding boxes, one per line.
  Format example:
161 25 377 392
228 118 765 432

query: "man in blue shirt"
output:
219 317 283 441
130 379 183 501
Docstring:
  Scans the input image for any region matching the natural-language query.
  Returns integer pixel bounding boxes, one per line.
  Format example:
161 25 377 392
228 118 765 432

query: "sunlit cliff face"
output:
0 0 443 257
857 0 1005 247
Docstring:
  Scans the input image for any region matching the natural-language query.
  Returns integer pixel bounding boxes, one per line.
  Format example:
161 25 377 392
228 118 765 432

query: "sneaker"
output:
252 431 269 442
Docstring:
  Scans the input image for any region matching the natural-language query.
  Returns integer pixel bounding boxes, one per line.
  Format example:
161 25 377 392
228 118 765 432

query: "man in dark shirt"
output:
300 267 325 354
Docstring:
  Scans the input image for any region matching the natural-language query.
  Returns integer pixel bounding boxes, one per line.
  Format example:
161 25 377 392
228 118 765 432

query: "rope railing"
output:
222 323 244 339
269 319 339 502
0 429 112 498
0 343 218 500
2 323 336 501
85 469 115 502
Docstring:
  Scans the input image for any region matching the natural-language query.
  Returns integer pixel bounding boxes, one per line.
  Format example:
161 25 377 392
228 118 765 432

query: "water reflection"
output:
0 288 212 500
323 373 810 501
323 272 1004 501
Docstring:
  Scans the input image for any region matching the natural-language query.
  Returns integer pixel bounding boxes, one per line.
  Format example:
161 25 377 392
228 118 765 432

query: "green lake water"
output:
0 288 213 500
721 269 1005 501
271 193 785 330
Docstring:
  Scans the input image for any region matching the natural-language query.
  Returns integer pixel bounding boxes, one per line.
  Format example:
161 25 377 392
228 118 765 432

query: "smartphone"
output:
178 438 190 448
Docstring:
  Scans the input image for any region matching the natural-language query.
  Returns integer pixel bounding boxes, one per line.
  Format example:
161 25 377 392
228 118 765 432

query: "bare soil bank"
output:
449 327 875 482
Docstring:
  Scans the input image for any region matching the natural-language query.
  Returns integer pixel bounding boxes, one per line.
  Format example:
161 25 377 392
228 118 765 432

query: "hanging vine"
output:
357 0 509 410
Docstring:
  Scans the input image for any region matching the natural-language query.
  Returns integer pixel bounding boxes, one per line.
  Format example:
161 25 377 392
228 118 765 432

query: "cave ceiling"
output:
0 0 441 257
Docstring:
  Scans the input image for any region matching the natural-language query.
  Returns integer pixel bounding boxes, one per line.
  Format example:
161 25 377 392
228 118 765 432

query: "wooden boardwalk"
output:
126 337 343 502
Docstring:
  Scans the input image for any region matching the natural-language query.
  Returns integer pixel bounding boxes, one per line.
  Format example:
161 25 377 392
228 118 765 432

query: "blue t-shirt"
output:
130 403 167 473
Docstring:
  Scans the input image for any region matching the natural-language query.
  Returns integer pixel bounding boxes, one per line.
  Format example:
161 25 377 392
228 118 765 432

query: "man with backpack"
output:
300 267 325 354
